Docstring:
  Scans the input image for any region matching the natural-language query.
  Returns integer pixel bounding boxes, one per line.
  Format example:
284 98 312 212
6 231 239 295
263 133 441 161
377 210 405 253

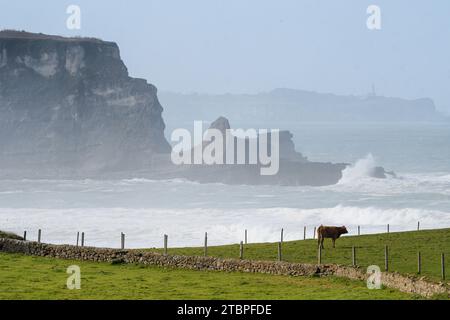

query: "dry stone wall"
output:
0 238 447 298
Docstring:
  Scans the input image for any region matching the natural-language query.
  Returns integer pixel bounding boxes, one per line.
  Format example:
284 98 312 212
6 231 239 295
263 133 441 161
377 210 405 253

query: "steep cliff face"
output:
0 31 170 177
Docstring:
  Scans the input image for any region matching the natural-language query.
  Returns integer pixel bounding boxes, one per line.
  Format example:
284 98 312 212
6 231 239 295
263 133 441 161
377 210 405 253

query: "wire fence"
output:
15 221 448 281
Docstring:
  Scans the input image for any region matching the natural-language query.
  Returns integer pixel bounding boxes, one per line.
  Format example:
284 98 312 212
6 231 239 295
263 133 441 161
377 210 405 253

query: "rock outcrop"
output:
0 31 170 178
164 116 348 186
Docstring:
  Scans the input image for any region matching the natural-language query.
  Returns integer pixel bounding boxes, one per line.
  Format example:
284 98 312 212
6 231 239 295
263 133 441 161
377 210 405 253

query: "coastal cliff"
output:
0 31 391 186
0 31 170 178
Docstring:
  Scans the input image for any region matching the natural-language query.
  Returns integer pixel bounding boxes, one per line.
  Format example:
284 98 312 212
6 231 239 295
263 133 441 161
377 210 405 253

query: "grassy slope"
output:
0 253 415 300
0 231 23 240
147 229 450 282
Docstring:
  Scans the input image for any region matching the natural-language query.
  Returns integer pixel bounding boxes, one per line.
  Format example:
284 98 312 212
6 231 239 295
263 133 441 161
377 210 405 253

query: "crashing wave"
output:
339 154 396 183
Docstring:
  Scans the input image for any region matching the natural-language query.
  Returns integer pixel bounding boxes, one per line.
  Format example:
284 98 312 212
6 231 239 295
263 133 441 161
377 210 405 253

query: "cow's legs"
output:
332 238 336 248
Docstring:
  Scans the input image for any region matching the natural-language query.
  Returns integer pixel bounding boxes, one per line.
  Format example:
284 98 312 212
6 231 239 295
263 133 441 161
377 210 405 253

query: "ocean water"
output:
1 122 449 248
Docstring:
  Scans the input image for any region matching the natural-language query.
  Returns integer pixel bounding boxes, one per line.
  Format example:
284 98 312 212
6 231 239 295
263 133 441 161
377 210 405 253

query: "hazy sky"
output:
1 0 450 113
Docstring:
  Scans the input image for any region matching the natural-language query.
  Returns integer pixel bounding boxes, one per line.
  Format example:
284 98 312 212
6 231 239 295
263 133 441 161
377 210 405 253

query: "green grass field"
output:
0 228 448 300
147 228 450 283
0 252 417 300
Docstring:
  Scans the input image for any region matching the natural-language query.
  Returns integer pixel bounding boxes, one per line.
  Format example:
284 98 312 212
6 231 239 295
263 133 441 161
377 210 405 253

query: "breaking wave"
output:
1 205 448 248
339 153 379 183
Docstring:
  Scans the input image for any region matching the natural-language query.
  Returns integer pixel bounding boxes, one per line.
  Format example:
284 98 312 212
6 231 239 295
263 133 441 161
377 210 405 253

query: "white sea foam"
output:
339 153 380 183
330 170 450 196
1 205 448 248
323 153 450 196
1 158 449 249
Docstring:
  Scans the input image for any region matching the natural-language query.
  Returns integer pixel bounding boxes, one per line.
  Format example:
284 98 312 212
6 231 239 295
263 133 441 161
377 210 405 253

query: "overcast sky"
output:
1 0 450 113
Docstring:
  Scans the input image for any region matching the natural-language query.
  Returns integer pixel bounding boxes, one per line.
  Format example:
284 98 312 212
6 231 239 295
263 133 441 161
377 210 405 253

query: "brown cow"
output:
317 225 348 249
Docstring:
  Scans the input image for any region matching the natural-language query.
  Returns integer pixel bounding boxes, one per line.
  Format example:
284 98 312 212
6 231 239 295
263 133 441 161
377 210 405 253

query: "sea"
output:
1 122 449 248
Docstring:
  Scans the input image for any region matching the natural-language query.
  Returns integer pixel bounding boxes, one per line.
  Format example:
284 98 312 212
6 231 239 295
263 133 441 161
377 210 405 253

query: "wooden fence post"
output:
318 245 322 265
277 242 282 262
81 232 85 247
204 232 208 257
37 229 41 243
313 227 316 240
352 246 356 267
417 221 420 231
76 232 79 246
164 234 168 255
387 224 390 234
239 241 244 260
245 229 247 245
417 251 421 274
121 233 125 250
385 245 389 271
280 228 284 243
23 231 27 241
358 226 360 236
303 226 306 240
442 253 446 281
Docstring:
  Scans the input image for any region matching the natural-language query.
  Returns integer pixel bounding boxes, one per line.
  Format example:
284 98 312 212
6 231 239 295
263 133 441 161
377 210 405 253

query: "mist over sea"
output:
1 122 449 248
